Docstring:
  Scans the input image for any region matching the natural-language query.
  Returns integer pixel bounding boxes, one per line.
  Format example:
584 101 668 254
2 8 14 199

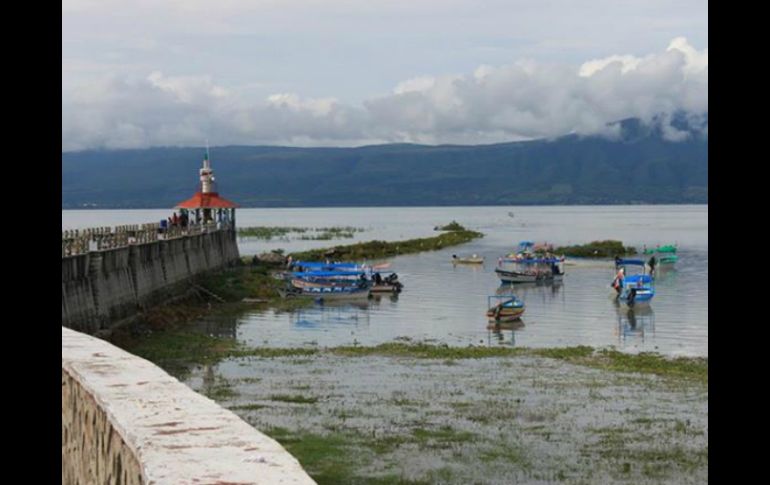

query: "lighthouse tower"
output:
200 150 214 194
175 147 239 229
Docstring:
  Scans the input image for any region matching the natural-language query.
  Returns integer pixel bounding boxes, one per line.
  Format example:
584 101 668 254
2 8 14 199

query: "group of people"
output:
168 212 190 228
159 211 190 232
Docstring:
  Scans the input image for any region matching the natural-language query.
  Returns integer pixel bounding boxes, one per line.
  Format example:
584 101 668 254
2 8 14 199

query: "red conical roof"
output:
175 192 239 209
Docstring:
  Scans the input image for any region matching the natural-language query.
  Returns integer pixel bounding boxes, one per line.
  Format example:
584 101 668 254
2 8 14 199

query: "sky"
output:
62 0 708 151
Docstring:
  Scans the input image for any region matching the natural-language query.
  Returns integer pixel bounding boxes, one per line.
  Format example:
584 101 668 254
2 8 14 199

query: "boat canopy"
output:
502 257 562 264
617 259 645 266
293 270 394 278
292 261 361 269
292 270 364 277
519 241 534 247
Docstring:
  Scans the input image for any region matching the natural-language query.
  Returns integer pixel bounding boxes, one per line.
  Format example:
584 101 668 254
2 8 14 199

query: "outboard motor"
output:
385 273 403 292
627 288 636 307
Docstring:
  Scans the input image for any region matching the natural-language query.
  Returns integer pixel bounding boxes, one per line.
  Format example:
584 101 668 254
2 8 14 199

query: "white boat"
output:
452 254 484 264
495 257 564 284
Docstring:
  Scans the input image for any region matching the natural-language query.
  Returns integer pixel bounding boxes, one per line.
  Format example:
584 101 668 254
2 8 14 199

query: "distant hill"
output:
62 118 707 208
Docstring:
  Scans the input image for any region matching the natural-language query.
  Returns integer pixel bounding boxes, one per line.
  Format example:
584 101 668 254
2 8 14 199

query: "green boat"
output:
644 245 678 265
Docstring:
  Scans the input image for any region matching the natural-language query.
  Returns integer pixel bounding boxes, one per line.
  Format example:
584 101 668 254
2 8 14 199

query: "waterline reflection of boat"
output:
615 305 655 344
291 303 372 329
487 320 523 347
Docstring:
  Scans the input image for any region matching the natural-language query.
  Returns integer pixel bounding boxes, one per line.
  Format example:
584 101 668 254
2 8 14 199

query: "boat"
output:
288 269 403 294
486 295 525 322
452 254 484 264
495 256 565 283
643 244 679 267
369 272 404 293
288 260 364 272
611 259 655 308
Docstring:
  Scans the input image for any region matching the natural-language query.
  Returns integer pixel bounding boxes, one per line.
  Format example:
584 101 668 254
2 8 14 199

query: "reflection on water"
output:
63 205 707 356
292 303 372 332
615 304 656 346
487 320 525 347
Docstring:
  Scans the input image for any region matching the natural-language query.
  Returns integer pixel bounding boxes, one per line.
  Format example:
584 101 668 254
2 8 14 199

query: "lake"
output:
62 205 708 356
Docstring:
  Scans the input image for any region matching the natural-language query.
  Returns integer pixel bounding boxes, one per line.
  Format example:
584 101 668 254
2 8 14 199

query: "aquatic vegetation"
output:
126 329 238 366
289 230 483 262
268 394 319 404
299 227 365 240
123 329 707 383
434 221 467 231
237 226 308 239
554 240 637 258
203 379 238 400
228 403 271 411
124 334 707 484
265 427 357 484
197 264 282 301
238 226 364 240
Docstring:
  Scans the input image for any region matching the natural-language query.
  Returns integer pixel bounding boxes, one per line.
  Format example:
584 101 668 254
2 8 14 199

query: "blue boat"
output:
279 283 371 301
289 261 363 272
611 259 655 307
287 268 403 294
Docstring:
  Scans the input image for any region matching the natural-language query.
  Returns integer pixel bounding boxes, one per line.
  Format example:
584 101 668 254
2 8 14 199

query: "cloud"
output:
62 38 707 150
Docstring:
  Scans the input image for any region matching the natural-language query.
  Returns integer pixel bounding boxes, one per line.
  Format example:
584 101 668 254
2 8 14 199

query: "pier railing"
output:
62 221 234 257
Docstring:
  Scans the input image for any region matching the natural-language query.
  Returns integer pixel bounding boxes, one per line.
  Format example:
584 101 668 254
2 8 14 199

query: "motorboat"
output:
486 295 525 322
452 254 484 264
611 259 655 308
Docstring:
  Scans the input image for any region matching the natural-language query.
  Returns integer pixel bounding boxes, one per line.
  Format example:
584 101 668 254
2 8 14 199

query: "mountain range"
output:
62 116 707 208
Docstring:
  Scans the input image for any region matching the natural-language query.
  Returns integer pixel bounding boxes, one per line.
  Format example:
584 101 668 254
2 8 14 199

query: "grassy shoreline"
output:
288 229 483 262
123 330 707 383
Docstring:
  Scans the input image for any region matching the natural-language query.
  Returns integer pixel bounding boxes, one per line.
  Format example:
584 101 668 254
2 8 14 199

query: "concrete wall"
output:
62 326 316 485
62 229 240 333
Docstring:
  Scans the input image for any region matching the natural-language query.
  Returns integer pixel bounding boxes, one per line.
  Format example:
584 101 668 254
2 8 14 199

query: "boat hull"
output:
487 308 525 322
495 268 538 283
370 284 402 293
280 286 371 300
618 290 654 308
495 268 562 283
486 297 526 322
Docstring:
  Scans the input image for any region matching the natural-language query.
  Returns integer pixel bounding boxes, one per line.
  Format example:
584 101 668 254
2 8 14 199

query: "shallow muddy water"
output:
185 353 708 484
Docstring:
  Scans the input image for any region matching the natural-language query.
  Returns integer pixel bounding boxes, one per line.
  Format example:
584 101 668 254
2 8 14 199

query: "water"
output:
62 205 708 356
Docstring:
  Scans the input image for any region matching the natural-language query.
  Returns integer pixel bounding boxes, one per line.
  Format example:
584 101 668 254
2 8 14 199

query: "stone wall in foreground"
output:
62 326 316 485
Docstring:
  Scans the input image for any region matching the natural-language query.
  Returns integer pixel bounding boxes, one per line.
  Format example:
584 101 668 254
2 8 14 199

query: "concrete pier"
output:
62 225 240 333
